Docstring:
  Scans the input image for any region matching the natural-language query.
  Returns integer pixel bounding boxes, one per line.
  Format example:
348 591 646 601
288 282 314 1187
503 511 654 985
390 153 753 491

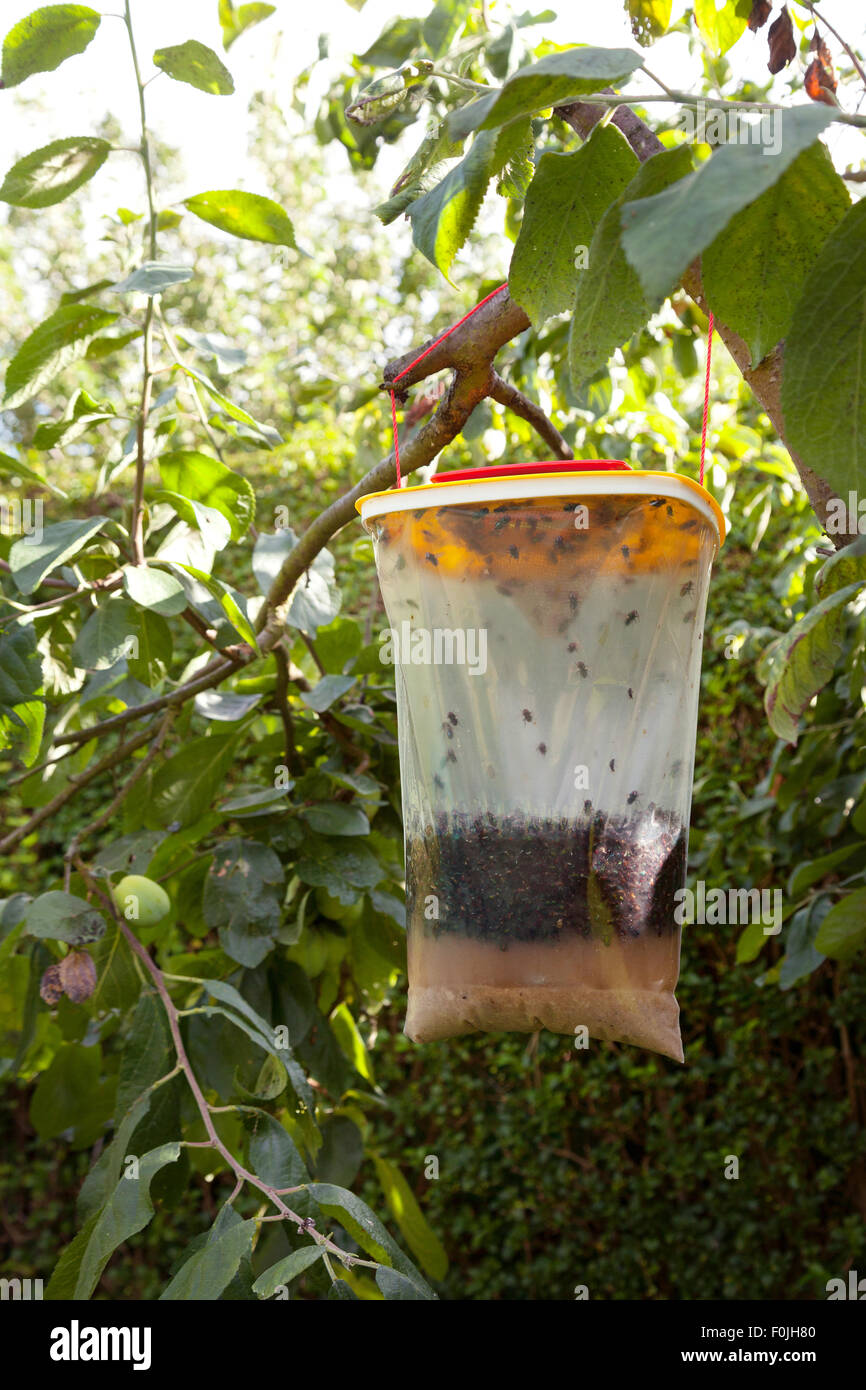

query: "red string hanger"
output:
388 286 715 490
389 283 508 487
699 311 714 488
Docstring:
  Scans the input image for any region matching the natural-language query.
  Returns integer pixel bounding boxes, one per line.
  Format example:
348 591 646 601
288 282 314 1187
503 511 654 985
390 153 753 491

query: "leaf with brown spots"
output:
748 0 772 31
58 949 98 1003
767 5 796 72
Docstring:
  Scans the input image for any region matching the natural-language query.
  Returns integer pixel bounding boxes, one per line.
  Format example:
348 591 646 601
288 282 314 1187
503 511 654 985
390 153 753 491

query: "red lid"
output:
432 459 631 482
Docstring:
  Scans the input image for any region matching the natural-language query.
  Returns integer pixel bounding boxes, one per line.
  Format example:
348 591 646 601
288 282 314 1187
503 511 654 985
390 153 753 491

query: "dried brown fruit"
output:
768 6 796 72
58 949 98 1003
805 32 837 105
749 1 772 31
39 964 64 1006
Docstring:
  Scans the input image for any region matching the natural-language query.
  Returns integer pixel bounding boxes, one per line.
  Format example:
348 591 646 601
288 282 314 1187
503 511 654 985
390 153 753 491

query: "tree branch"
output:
489 372 571 458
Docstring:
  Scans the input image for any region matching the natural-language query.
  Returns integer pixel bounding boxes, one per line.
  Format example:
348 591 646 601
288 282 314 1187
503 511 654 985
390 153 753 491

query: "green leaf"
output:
1 5 100 88
152 39 234 95
0 448 66 496
299 674 357 713
376 1266 428 1299
329 1001 375 1083
779 901 828 990
160 1215 256 1299
447 47 643 140
373 1154 447 1281
702 141 850 367
315 1115 364 1187
127 607 171 684
122 564 188 616
510 123 639 329
115 993 171 1119
89 924 141 1013
77 1088 153 1224
3 304 119 409
32 385 115 449
0 136 110 208
245 1110 309 1188
151 733 240 826
423 0 472 56
694 0 750 55
814 888 866 961
71 597 138 671
409 124 526 278
763 582 865 744
816 533 866 601
175 362 280 445
300 804 370 837
307 1183 435 1298
56 1144 182 1299
30 1043 102 1137
110 261 193 294
252 529 341 634
327 1277 359 1299
218 1 275 51
788 845 864 900
158 449 255 540
253 1244 324 1299
203 837 284 967
194 690 261 721
782 199 866 501
0 624 42 707
24 891 106 945
183 189 296 247
627 0 672 45
8 515 107 594
620 105 836 302
569 144 693 386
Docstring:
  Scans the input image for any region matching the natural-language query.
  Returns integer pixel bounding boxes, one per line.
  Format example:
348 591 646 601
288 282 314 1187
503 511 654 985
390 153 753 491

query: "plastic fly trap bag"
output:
357 461 725 1061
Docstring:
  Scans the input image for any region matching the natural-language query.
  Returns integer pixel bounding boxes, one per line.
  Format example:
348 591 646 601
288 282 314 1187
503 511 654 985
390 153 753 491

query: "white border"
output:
358 472 724 542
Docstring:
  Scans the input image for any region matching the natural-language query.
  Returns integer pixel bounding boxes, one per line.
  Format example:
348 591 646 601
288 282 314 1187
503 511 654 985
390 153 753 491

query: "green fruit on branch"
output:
113 874 171 926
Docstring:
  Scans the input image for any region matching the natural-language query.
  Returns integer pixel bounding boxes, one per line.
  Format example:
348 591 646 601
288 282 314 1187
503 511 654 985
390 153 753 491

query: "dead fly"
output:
625 610 639 626
537 743 547 755
553 535 565 550
522 709 533 723
425 552 438 566
442 722 454 740
621 544 630 559
509 545 519 559
567 642 579 653
493 503 510 512
494 515 510 532
584 799 592 814
433 774 444 790
415 509 427 520
680 519 698 531
569 592 579 613
563 502 578 512
447 711 459 726
649 498 665 508
627 791 640 805
609 758 616 772
683 609 696 623
576 661 588 678
627 687 634 699
680 581 695 597
666 505 674 517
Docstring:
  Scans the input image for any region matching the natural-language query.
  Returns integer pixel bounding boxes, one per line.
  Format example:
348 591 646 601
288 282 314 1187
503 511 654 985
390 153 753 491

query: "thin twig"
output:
489 372 571 458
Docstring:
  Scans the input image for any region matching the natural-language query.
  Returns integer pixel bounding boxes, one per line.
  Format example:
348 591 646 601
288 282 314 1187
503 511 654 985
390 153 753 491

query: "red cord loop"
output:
388 285 715 491
389 282 509 486
700 311 714 489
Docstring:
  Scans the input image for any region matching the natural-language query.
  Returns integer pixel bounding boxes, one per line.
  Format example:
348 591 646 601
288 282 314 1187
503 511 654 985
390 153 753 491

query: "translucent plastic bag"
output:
358 462 724 1061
